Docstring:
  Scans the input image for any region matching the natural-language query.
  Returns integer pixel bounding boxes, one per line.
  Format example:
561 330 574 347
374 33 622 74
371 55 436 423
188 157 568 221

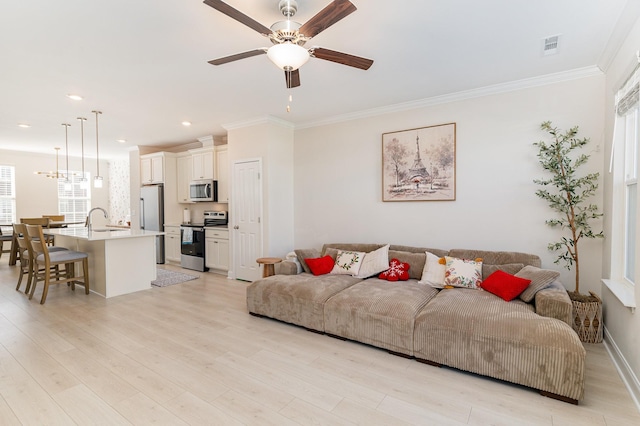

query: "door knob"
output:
234 225 239 230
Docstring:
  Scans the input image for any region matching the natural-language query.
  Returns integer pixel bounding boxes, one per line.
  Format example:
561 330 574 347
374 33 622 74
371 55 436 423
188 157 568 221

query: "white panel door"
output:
232 159 262 281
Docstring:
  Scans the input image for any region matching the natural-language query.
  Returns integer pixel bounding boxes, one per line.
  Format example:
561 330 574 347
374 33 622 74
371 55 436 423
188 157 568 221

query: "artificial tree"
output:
533 121 604 300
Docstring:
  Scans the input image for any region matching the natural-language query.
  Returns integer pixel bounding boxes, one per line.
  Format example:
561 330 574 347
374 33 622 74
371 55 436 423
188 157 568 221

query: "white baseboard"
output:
603 326 640 413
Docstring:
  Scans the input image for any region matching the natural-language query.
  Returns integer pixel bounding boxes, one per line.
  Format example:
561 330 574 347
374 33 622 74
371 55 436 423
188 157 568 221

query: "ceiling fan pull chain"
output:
286 70 292 113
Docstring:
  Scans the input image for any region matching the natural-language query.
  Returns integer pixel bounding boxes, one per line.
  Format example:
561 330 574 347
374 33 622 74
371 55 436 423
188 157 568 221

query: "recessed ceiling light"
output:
67 94 83 101
182 121 192 126
117 139 127 143
17 123 30 128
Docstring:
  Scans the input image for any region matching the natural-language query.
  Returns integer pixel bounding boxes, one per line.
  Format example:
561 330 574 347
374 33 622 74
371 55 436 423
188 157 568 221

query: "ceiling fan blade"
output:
311 47 373 70
299 0 357 39
285 69 301 88
203 0 271 36
208 49 266 65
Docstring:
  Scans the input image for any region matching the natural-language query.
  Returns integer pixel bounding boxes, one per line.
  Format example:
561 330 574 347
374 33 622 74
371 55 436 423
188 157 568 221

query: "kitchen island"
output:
46 227 164 298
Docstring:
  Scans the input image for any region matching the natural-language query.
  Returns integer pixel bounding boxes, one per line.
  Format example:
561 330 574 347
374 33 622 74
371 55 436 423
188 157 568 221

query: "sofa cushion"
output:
324 278 439 356
389 245 448 258
355 244 390 278
534 281 573 326
448 249 541 268
305 255 334 276
419 251 447 288
246 274 362 332
444 256 483 289
413 288 585 401
322 243 387 255
378 258 410 281
482 263 525 280
516 265 561 303
480 270 531 301
388 250 426 280
295 248 321 274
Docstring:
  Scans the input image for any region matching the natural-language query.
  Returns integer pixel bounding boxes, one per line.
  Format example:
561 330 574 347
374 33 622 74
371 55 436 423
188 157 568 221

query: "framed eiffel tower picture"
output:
382 122 456 202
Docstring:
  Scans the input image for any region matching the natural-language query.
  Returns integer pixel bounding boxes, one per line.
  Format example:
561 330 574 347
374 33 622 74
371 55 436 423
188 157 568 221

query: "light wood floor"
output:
1 261 639 426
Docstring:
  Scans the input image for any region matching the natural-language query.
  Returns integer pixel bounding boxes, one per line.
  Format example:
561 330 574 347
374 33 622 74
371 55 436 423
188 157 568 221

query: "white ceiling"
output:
0 0 635 160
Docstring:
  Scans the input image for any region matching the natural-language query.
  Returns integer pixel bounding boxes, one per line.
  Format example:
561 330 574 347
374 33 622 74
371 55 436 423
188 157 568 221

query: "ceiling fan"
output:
204 0 374 88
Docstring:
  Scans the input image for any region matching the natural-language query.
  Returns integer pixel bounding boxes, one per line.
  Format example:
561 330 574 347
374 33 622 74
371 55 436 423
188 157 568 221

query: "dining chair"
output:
42 214 65 222
14 223 69 295
0 226 12 259
25 224 90 304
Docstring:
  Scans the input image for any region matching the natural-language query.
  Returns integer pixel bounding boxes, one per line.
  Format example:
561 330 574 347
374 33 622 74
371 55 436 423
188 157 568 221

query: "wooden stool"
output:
256 257 282 278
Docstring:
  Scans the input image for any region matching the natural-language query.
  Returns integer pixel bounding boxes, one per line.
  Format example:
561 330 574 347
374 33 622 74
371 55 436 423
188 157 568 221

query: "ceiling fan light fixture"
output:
267 42 309 71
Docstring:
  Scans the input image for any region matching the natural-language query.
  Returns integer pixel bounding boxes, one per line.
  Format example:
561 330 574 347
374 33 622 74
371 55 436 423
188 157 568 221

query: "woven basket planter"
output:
570 291 603 343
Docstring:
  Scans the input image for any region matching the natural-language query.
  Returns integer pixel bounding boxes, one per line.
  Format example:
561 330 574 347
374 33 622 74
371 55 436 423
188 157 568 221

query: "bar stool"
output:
25 224 90 304
15 223 69 295
12 224 32 293
21 217 57 246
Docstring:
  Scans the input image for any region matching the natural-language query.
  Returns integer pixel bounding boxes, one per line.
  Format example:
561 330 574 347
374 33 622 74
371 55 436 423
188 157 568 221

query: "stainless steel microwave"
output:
189 179 218 202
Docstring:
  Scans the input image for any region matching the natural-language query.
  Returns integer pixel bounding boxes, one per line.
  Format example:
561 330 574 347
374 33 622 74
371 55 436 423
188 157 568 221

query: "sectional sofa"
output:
246 243 585 404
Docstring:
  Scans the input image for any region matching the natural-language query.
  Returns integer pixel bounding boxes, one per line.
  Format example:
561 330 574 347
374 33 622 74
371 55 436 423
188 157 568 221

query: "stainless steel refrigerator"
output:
140 184 165 264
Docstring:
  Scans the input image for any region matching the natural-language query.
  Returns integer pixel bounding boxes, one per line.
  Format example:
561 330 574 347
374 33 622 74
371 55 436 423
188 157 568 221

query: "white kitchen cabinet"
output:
165 225 181 263
205 228 229 271
176 154 192 203
215 145 229 203
141 153 165 184
191 148 214 180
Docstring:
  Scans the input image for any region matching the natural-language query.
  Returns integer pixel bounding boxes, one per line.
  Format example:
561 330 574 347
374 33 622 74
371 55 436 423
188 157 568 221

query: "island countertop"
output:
47 227 161 298
46 227 164 241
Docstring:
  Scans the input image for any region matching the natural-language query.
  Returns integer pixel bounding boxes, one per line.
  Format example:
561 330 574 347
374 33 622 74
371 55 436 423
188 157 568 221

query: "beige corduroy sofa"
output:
246 243 585 404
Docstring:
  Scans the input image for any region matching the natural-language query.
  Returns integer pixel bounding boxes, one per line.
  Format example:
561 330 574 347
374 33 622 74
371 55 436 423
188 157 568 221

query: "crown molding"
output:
223 115 294 131
296 66 604 130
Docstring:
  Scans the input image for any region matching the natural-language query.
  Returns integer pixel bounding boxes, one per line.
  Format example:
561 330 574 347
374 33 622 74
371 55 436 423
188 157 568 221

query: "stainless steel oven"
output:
180 225 208 271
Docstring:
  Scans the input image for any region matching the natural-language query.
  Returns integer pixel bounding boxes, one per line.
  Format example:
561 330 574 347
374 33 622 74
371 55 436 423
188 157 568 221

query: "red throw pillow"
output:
305 255 334 276
378 258 410 281
480 270 531 301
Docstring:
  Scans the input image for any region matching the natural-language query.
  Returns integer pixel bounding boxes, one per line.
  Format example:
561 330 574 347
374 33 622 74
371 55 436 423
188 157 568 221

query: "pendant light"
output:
34 126 69 180
77 117 88 188
92 110 103 188
34 147 62 179
62 123 72 190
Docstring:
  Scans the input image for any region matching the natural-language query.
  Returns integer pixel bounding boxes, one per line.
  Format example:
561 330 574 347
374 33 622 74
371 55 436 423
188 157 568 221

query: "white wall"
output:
1 148 110 226
227 118 295 260
293 74 606 295
601 11 640 406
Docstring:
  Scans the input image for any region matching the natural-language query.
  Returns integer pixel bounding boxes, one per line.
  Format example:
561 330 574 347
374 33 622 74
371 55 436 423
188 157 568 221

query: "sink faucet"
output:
87 207 108 232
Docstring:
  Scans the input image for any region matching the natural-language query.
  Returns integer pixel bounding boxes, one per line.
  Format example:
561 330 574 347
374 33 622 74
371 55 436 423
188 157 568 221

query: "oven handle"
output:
180 227 205 232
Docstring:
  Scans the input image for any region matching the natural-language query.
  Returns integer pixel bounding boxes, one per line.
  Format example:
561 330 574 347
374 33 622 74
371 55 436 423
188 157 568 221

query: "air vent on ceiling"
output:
543 35 561 56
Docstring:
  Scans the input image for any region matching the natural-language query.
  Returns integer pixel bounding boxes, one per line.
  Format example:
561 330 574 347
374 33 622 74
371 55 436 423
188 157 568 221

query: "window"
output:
58 172 91 223
611 69 639 287
624 108 638 283
0 165 16 224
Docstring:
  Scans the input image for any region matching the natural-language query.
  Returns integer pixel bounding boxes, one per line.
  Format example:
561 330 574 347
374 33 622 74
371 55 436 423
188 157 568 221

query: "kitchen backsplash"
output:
108 158 131 224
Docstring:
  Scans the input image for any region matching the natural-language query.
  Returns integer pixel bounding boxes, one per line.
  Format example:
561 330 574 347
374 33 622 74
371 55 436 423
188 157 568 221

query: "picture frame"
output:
382 122 456 202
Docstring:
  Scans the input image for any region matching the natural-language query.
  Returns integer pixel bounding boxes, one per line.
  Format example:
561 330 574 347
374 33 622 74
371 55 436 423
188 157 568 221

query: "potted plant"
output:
533 121 604 343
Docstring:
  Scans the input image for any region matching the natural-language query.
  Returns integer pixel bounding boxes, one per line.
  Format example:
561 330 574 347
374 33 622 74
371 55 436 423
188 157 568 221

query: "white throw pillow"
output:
419 251 446 288
331 250 365 276
355 244 390 278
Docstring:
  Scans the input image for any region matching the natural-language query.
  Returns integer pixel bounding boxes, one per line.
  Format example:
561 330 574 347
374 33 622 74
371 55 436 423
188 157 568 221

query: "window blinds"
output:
610 62 640 173
0 165 16 223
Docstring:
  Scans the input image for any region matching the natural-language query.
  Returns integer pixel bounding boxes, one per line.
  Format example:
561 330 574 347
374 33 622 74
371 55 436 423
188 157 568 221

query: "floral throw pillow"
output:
378 258 410 281
444 256 483 289
330 250 365 276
